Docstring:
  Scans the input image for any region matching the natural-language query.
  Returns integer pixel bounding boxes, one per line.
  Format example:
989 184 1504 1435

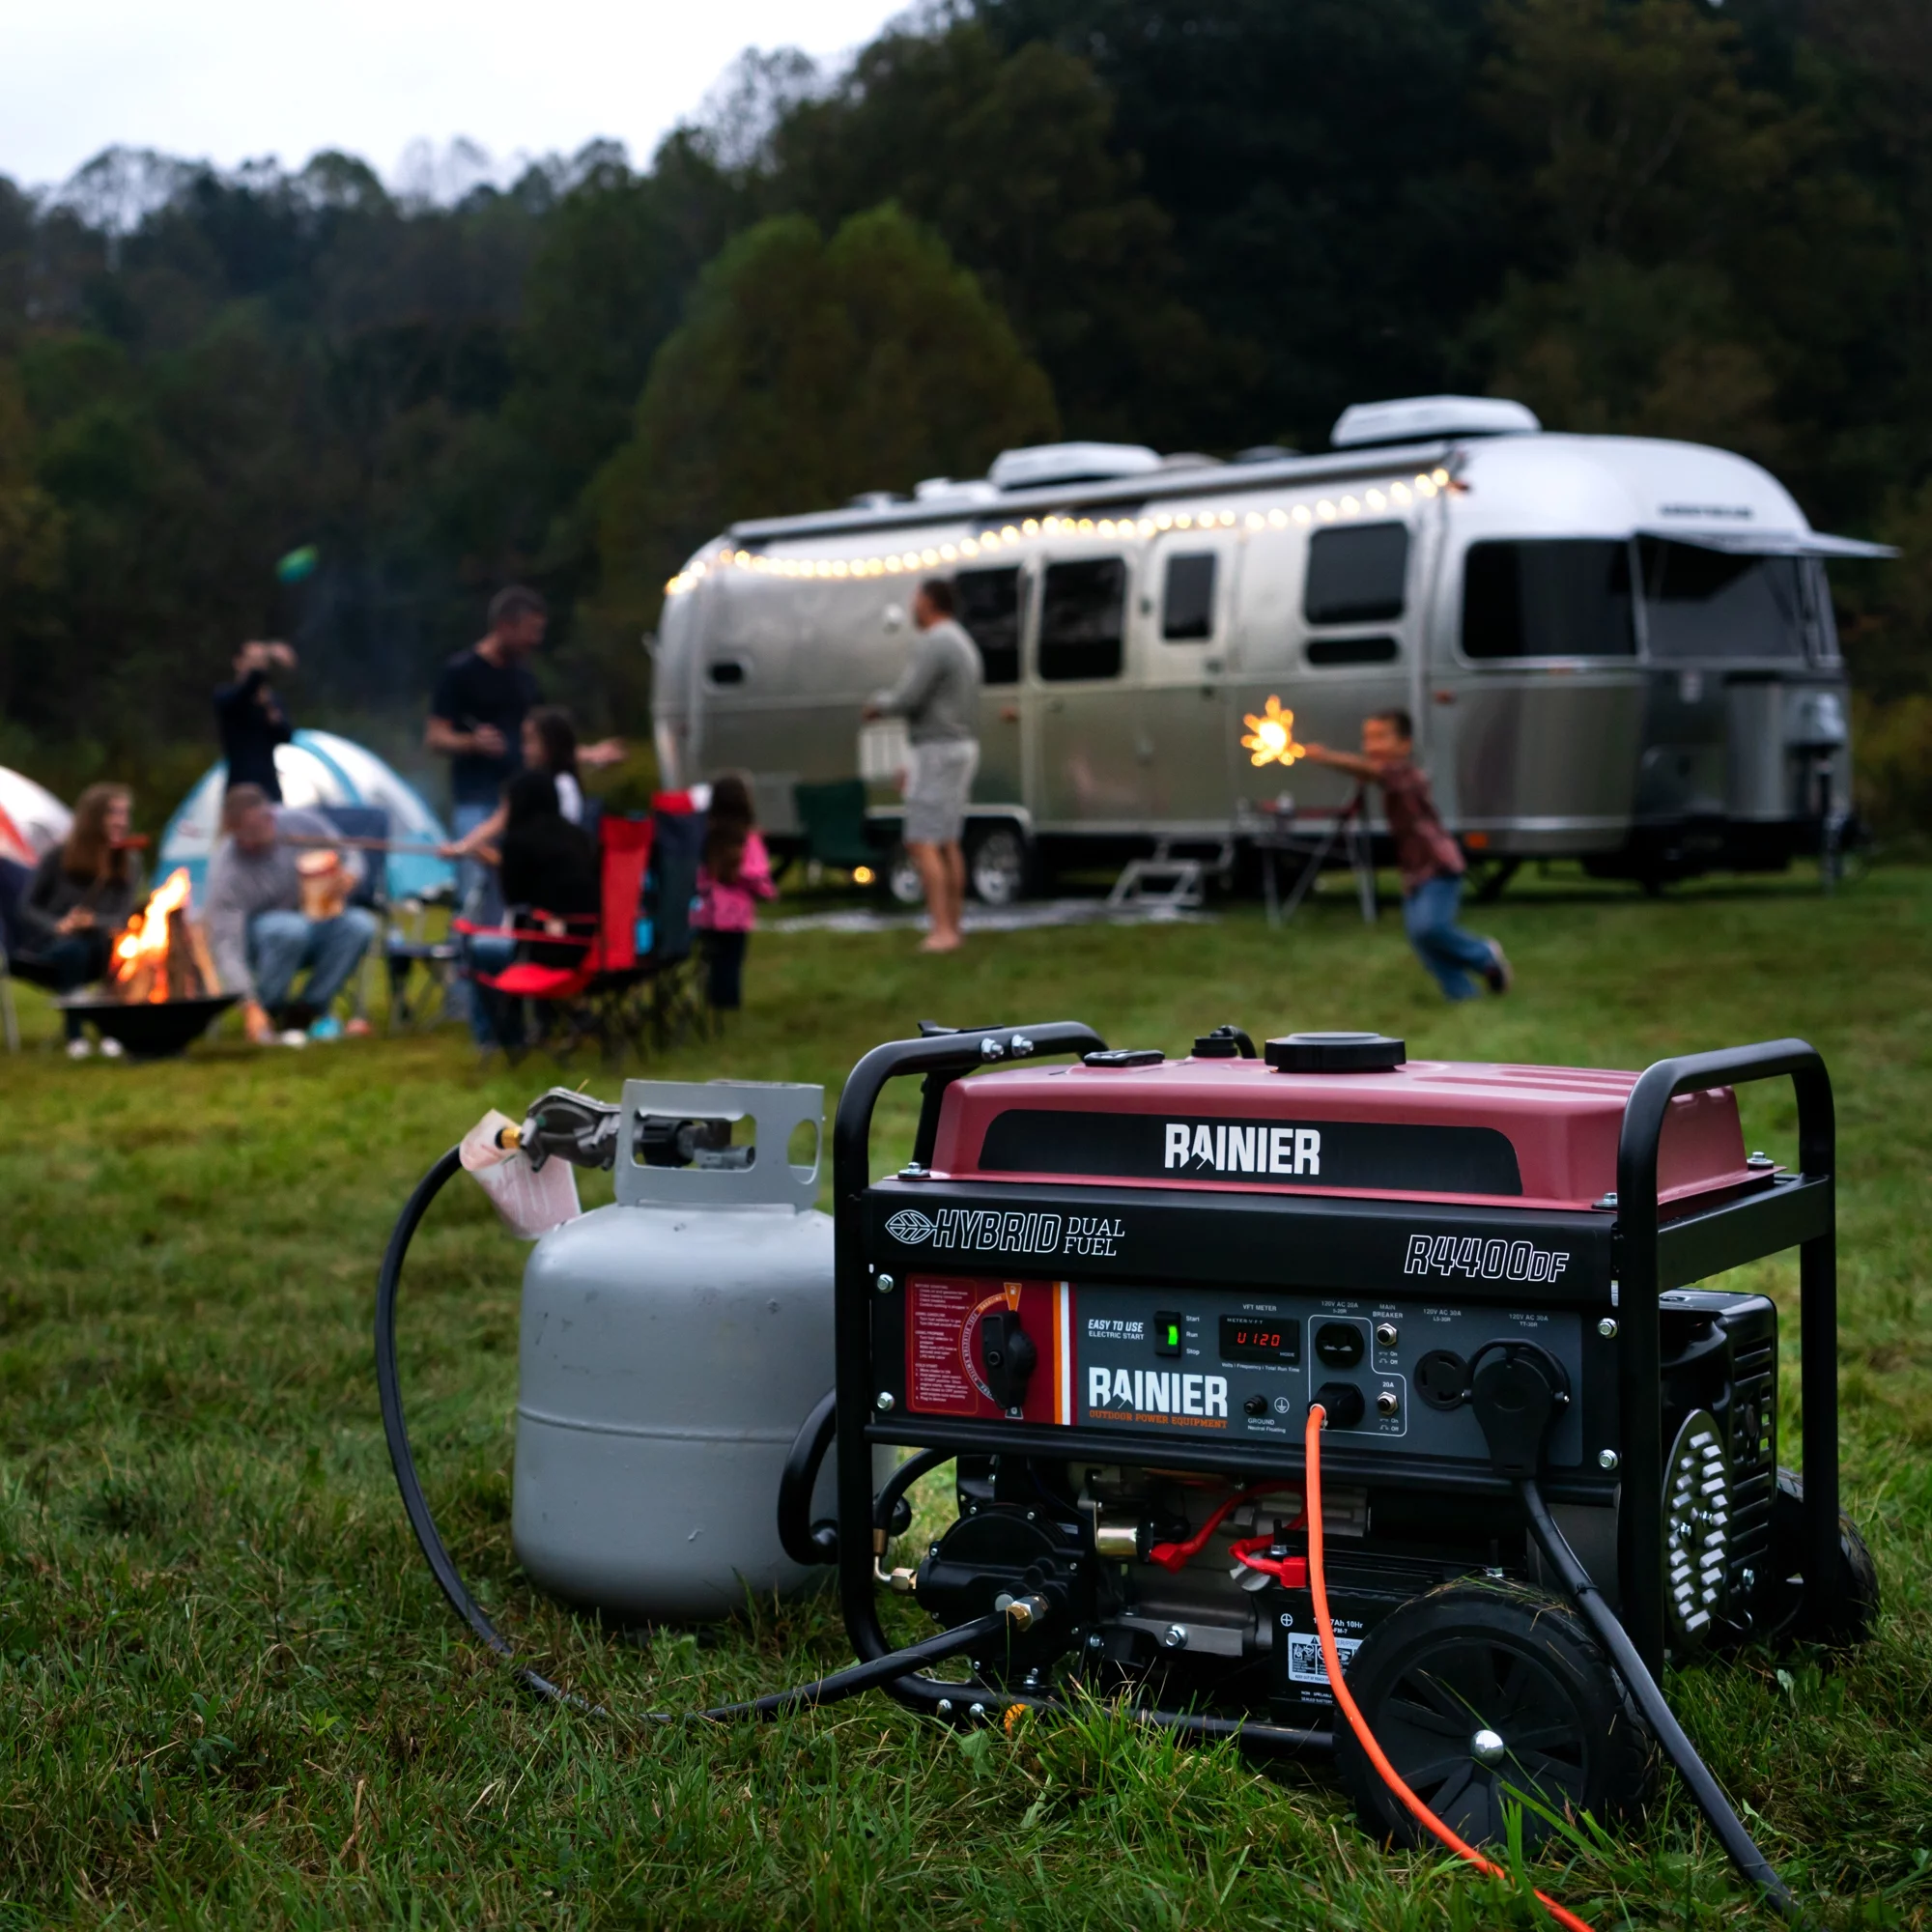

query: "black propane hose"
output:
1518 1477 1805 1924
375 1147 1014 1724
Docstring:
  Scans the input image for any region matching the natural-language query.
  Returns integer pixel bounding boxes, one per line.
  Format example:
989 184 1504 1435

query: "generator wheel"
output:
1336 1580 1655 1853
1762 1466 1879 1650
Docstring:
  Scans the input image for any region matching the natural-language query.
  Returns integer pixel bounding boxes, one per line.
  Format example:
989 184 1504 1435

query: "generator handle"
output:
832 1021 1106 1697
1614 1037 1834 1680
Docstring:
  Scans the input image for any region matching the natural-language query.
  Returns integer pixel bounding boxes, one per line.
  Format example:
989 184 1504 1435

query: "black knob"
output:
1243 1394 1268 1418
1313 1381 1365 1429
979 1311 1037 1409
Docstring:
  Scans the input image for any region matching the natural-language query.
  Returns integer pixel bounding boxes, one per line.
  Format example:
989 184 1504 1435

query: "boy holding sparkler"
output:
1302 710 1511 1001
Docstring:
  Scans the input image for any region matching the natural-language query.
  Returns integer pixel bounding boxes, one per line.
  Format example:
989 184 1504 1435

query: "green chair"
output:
792 780 884 874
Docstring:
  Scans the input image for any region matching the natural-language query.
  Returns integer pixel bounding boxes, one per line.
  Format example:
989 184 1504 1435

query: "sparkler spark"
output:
1240 696 1306 769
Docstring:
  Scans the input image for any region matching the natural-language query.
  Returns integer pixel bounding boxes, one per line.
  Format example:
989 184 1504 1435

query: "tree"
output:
763 21 1218 445
976 0 1509 448
1472 0 1892 519
588 206 1059 636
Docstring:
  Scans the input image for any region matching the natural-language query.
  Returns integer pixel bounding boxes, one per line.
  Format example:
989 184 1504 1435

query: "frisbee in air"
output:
275 545 320 583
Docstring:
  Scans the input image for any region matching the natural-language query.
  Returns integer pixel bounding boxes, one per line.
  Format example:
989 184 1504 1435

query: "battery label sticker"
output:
904 1276 1070 1423
1285 1630 1361 1686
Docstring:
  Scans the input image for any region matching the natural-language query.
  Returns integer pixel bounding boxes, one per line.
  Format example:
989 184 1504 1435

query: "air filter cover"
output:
1264 1032 1406 1072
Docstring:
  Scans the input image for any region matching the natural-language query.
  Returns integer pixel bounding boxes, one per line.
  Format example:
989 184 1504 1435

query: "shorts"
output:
901 738 980 846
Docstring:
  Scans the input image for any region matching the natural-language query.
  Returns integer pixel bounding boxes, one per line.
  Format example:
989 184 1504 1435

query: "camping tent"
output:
0 767 71 869
159 731 457 903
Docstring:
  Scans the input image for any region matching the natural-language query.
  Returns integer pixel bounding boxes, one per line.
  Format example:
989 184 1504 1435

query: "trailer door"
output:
1133 532 1239 832
1029 550 1141 830
955 561 1028 810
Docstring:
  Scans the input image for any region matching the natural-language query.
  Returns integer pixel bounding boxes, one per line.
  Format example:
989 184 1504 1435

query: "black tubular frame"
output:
1615 1037 1835 1677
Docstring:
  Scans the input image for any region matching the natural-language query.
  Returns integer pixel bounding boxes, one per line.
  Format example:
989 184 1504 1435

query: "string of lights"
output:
663 468 1453 596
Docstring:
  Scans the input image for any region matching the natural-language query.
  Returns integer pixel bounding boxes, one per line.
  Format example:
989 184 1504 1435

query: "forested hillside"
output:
1 0 1927 821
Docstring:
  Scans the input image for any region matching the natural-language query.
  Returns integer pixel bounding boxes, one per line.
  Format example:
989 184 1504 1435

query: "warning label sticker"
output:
1284 1631 1360 1687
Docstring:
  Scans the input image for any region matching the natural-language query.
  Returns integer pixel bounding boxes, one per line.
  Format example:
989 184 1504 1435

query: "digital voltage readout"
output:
1218 1315 1301 1365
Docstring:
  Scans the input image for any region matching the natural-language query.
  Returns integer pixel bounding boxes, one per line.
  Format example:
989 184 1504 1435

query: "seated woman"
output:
12 782 145 1058
471 772 600 1046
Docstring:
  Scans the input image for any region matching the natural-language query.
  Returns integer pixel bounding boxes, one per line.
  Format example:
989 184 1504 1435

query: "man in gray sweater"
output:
863 577 982 952
205 784 377 1043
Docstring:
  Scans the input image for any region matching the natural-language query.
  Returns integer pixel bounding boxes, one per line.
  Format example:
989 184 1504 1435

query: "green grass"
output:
2 866 1929 1928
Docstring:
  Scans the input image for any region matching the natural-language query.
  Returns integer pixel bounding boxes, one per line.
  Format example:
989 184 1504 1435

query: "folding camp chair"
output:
793 778 885 877
639 793 707 1048
455 814 655 1065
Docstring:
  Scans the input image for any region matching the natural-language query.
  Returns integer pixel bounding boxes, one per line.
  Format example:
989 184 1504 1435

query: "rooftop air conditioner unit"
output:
1331 396 1541 449
988 442 1163 492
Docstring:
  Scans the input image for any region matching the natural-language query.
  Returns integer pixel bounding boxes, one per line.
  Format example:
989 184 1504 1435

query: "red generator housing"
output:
827 1022 1873 1844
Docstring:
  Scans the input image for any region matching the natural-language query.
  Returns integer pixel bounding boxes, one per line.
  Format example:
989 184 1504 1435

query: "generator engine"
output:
818 1022 1876 1846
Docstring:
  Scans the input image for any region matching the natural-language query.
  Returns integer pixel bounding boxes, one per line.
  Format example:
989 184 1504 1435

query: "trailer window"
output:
1039 557 1126 680
1462 540 1635 659
1306 635 1399 667
1636 540 1806 661
956 566 1021 684
1305 523 1409 624
1161 553 1218 640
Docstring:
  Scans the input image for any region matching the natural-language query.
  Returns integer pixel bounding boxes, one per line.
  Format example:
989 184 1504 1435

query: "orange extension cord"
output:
1303 1403 1596 1932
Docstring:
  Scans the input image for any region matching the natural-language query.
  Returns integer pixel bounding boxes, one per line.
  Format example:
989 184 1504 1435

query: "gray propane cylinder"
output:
512 1079 858 1623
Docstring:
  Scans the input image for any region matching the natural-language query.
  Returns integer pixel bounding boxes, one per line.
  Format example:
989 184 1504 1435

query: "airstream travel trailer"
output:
650 397 1891 899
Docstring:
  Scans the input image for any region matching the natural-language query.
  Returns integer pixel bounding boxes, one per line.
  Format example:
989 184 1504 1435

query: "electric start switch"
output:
1154 1312 1184 1356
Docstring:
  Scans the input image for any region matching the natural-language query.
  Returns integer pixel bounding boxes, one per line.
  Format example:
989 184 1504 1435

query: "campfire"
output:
108 867 222 1004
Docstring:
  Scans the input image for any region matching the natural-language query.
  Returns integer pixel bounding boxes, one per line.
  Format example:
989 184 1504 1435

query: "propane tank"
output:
512 1079 857 1622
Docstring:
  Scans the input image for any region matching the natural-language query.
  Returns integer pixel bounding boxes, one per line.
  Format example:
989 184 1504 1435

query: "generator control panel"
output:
886 1272 1590 1469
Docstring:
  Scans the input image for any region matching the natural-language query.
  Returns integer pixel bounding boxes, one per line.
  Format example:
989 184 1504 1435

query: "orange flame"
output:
111 867 193 1002
1241 695 1306 769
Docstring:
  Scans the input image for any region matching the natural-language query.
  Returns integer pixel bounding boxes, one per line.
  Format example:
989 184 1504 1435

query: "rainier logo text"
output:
1165 1122 1321 1176
1087 1367 1229 1420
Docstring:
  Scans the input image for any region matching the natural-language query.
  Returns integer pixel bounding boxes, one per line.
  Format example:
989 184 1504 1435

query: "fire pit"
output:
60 991 238 1059
61 866 238 1058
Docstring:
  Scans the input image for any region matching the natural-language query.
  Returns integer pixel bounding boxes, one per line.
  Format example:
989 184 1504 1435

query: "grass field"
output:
2 865 1929 1928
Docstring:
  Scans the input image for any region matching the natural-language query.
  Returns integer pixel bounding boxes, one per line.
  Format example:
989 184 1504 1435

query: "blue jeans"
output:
1403 874 1494 1002
249 907 378 1015
450 800 502 1025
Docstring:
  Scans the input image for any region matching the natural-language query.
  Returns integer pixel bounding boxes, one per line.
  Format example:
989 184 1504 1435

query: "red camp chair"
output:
455 814 655 1064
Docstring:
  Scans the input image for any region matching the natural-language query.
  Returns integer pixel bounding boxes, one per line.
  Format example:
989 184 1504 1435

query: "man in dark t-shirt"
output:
214 640 297 799
426 587 546 1003
427 586 546 819
1303 709 1512 1000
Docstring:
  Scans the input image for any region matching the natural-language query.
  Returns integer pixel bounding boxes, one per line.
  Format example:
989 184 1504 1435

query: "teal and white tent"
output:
159 730 456 903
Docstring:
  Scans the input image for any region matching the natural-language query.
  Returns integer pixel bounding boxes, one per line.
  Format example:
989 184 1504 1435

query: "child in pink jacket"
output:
695 774 777 1012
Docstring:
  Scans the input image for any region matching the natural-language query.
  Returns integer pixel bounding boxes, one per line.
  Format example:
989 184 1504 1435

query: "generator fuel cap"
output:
1264 1031 1406 1072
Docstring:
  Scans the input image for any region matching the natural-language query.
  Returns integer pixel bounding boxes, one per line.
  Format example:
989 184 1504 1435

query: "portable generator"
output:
377 1023 1876 1921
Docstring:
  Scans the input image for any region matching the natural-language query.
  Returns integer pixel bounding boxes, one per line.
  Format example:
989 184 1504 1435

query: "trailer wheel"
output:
1336 1580 1655 1852
967 821 1031 905
884 844 924 907
1761 1466 1879 1651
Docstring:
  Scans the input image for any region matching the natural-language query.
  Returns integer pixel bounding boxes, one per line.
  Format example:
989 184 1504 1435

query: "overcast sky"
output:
0 0 907 193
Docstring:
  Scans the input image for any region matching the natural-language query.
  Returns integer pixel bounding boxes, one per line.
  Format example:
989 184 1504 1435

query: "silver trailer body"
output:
651 406 1887 890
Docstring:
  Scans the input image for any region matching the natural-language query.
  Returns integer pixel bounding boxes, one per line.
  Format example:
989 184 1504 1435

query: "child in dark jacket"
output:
694 775 776 1012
